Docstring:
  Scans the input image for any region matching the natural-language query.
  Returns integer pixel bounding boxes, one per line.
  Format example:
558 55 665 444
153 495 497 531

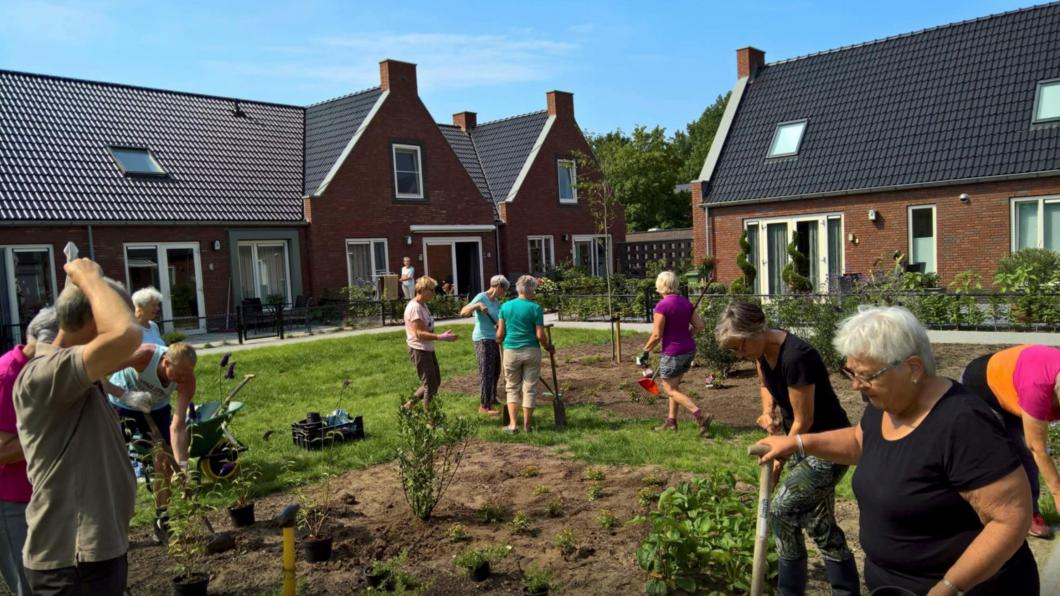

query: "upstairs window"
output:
1034 80 1060 123
767 120 807 158
393 144 424 199
108 147 166 176
558 159 577 203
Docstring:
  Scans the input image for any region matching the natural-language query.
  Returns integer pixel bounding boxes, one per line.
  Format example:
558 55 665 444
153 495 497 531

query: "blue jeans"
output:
0 499 30 596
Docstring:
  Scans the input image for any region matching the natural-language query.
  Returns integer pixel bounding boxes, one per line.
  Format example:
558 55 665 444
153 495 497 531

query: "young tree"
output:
672 93 730 184
572 150 621 321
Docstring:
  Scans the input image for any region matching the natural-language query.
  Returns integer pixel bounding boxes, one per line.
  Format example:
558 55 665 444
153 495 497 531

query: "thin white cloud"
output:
0 0 114 42
207 29 580 91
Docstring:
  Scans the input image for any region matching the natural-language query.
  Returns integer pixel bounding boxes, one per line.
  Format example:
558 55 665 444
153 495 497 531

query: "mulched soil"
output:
127 336 1050 595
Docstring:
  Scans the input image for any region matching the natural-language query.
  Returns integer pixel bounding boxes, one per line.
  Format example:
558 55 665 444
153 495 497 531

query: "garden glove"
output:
635 351 651 368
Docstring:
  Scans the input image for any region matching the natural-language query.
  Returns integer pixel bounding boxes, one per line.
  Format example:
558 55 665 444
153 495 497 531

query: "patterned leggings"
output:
770 454 853 562
474 340 501 408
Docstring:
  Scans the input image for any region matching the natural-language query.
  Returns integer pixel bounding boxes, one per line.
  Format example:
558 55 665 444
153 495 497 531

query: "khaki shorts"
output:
503 347 541 408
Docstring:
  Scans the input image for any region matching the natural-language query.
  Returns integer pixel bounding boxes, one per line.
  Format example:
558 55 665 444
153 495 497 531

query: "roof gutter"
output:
700 169 1060 208
0 220 310 227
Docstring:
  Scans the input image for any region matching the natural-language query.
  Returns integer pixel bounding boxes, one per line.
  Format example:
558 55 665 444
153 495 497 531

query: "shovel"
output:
543 325 566 429
747 444 774 596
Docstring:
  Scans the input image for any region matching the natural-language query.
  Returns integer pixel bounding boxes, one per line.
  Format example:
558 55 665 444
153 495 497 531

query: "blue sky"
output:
0 0 1035 135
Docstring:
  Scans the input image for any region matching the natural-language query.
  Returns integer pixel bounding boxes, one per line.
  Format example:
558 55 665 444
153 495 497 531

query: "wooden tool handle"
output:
748 444 773 596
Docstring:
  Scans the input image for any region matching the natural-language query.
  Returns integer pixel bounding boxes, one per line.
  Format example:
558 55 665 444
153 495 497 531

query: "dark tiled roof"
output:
440 111 549 203
705 2 1060 205
438 125 492 200
304 87 383 195
0 70 305 222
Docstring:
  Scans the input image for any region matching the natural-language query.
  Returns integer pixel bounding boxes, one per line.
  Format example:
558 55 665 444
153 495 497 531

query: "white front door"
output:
125 243 207 334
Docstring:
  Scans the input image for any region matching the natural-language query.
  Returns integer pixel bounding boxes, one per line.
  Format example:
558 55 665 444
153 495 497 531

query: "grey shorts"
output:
658 352 694 380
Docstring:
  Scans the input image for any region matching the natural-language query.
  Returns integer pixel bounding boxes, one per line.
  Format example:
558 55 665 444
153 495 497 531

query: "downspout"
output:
494 220 503 275
86 224 96 260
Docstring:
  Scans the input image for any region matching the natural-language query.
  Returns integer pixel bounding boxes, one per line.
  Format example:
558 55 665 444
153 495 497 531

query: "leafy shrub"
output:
162 330 187 344
368 549 419 592
167 477 215 580
396 403 473 520
995 248 1060 281
586 482 604 502
227 462 261 508
545 499 564 518
597 510 618 530
636 472 777 595
511 512 532 535
706 281 727 294
694 299 738 378
478 500 508 524
446 524 470 543
453 544 511 576
637 487 660 509
555 529 577 556
532 484 551 496
782 231 812 293
583 468 606 482
522 564 554 594
296 473 337 539
734 230 756 293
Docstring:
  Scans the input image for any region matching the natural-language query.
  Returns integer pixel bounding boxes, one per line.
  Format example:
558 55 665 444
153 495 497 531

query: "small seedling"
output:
583 468 606 482
453 544 511 577
478 501 507 524
520 465 541 478
511 512 531 535
531 484 551 496
447 524 470 543
555 528 577 556
596 509 618 530
544 499 564 518
522 564 554 594
586 482 603 502
638 487 660 508
641 473 666 487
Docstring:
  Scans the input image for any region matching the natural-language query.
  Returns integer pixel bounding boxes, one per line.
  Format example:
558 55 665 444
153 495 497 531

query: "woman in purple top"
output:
638 271 712 436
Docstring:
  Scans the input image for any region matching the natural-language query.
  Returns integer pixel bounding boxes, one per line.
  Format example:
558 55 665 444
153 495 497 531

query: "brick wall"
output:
305 62 498 296
695 176 1060 288
500 94 625 278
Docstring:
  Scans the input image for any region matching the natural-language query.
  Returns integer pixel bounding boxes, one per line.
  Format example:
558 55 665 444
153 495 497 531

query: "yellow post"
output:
283 571 296 596
283 526 295 572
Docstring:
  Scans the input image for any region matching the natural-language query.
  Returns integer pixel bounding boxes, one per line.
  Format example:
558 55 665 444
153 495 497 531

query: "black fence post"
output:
277 304 285 340
644 286 652 323
236 306 244 345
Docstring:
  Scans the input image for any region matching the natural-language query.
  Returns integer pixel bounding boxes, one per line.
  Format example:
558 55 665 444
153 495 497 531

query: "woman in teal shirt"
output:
497 275 554 432
460 275 509 415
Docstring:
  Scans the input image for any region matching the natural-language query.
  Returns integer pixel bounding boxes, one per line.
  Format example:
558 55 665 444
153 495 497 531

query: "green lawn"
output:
139 326 849 524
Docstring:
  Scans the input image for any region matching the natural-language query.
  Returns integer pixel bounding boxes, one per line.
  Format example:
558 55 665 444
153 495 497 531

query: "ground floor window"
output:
572 234 611 277
346 238 389 294
124 243 206 333
908 205 937 274
422 237 484 296
527 235 554 274
744 213 842 294
0 245 57 347
238 241 291 305
1012 196 1060 252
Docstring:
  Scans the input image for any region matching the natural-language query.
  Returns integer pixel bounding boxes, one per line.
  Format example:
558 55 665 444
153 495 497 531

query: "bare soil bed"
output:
127 338 1051 595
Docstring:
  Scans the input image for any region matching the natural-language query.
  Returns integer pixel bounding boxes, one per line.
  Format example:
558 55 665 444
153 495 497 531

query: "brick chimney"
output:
736 47 766 79
379 59 417 95
546 90 574 119
453 111 477 131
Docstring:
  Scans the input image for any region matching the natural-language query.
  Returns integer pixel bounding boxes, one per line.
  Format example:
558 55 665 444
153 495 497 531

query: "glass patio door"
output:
1 246 57 346
237 242 291 305
766 223 788 295
125 243 206 334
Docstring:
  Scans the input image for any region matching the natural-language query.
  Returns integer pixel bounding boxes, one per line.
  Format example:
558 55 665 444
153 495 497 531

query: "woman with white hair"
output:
131 286 166 346
716 301 857 595
959 344 1060 539
497 275 554 433
460 275 510 415
637 271 712 435
754 306 1038 595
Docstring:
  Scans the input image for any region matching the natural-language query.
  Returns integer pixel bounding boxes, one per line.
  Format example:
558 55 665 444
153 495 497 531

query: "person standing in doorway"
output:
399 257 416 300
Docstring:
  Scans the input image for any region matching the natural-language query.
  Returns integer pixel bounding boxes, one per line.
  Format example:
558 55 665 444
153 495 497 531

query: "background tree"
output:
573 150 622 320
672 93 729 184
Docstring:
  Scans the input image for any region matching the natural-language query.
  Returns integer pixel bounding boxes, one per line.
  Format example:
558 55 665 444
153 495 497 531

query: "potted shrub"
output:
297 474 337 563
453 544 511 582
168 478 214 596
226 463 261 528
522 564 554 596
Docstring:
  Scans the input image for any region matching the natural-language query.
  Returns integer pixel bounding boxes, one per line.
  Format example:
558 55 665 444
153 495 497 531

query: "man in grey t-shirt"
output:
13 259 140 596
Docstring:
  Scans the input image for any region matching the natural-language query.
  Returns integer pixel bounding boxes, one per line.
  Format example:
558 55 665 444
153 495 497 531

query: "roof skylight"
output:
767 120 807 158
108 147 166 176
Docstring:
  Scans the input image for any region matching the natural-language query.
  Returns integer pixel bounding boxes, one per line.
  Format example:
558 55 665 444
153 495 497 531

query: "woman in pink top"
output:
402 276 457 410
0 308 58 596
637 272 712 436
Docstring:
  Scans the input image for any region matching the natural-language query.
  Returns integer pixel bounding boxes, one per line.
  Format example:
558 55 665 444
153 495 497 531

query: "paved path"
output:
1041 535 1060 596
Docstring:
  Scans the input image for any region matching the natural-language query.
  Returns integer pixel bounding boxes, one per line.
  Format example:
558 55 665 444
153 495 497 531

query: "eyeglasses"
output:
840 363 895 385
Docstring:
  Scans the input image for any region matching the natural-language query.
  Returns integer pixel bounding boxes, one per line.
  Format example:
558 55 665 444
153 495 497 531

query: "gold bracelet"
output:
940 578 963 596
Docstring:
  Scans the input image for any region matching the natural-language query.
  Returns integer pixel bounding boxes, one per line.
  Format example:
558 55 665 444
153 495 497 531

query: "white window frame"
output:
1010 195 1060 251
237 240 293 305
558 159 577 204
766 119 808 158
421 236 484 296
1033 79 1060 124
392 144 424 200
345 238 390 288
123 242 207 334
571 234 612 276
744 212 843 294
527 235 555 273
906 205 937 274
2 245 58 344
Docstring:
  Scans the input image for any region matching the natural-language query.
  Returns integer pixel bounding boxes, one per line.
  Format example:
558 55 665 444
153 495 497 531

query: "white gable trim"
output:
504 115 556 202
313 90 390 197
696 77 748 183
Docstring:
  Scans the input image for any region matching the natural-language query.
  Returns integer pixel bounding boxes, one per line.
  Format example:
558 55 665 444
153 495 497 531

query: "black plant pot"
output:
228 503 255 527
172 572 209 596
523 588 548 596
304 536 333 563
364 565 386 588
470 561 491 582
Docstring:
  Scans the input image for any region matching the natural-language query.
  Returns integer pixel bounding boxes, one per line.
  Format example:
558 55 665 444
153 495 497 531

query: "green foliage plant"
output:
368 549 419 593
453 544 512 576
447 524 470 543
163 330 187 344
478 500 508 524
396 403 473 521
597 510 618 530
545 499 564 518
522 564 554 594
520 465 541 478
781 231 812 293
586 482 604 502
532 484 551 496
296 473 337 539
555 529 578 556
583 468 606 482
694 299 738 378
636 472 778 595
730 230 757 295
167 476 217 581
511 512 532 535
228 462 262 508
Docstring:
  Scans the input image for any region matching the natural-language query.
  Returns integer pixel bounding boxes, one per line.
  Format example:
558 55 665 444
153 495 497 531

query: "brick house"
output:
440 91 625 280
692 4 1060 294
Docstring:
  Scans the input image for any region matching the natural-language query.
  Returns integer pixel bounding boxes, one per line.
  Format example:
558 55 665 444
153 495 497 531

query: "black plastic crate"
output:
291 414 364 450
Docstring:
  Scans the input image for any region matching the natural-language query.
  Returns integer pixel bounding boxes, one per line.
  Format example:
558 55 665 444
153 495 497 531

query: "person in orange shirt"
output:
961 344 1060 538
